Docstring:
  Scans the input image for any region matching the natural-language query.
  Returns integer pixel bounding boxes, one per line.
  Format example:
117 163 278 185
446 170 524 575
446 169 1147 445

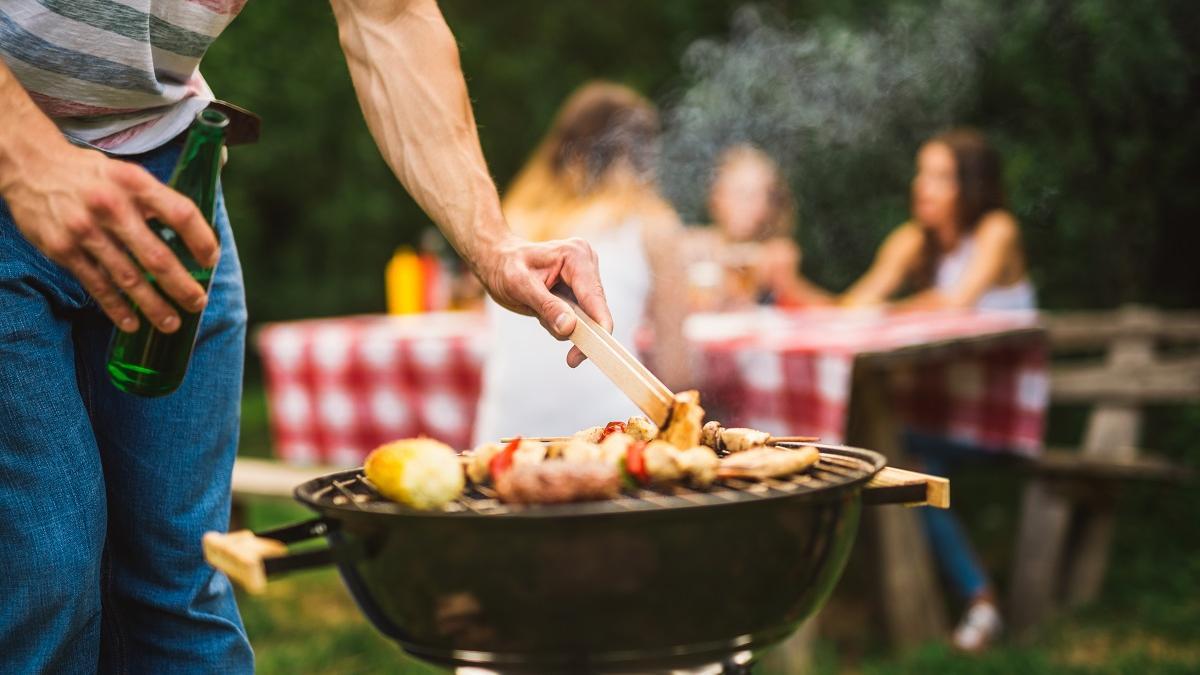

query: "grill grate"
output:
301 448 878 519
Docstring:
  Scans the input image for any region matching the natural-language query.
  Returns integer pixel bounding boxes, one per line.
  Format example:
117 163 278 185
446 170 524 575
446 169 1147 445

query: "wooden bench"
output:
1007 305 1199 638
229 457 336 528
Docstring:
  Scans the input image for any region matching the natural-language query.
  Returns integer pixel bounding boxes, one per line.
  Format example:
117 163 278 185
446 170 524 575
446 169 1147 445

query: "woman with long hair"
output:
473 82 689 442
840 128 1035 311
834 128 1034 651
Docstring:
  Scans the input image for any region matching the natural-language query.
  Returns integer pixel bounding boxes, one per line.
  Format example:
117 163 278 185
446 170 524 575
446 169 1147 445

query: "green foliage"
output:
203 0 1198 325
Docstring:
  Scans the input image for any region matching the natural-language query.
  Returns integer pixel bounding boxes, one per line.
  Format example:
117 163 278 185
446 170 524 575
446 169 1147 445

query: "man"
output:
0 0 612 671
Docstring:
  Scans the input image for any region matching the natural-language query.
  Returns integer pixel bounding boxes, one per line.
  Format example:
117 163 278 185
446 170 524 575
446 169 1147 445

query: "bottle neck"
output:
168 122 226 226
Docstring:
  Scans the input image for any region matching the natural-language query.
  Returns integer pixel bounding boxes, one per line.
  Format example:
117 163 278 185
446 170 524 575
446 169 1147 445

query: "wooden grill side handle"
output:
203 530 288 595
863 467 950 508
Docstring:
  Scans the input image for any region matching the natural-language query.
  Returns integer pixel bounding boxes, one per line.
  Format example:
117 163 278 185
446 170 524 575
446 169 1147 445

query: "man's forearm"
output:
329 0 509 272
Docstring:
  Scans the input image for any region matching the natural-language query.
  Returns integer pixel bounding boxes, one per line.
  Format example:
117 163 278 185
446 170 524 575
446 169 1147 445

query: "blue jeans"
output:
0 140 253 673
905 431 993 602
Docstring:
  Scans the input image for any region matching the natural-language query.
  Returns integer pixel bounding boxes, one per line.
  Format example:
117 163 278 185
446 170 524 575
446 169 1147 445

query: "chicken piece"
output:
466 439 546 484
625 415 659 442
642 440 685 483
465 443 503 485
559 438 604 464
719 427 771 453
495 461 621 504
599 432 634 465
700 421 723 451
660 390 705 450
513 439 548 467
574 426 605 443
544 440 568 460
364 438 465 510
675 446 720 487
718 445 820 480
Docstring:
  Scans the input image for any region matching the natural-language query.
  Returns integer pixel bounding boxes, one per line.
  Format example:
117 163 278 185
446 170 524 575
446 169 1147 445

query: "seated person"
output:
473 82 690 442
836 129 1036 651
685 145 824 311
839 128 1035 312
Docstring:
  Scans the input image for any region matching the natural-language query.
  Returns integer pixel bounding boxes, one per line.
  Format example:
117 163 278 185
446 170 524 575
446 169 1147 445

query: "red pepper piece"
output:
598 420 627 443
489 437 521 481
625 440 648 484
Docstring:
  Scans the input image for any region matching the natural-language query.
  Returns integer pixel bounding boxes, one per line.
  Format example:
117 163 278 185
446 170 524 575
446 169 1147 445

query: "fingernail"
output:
120 317 137 331
554 313 573 335
162 316 179 331
191 295 207 312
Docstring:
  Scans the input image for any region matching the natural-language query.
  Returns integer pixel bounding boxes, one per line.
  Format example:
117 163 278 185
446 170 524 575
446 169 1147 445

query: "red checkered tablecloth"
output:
687 308 1048 455
257 309 1047 466
257 313 487 466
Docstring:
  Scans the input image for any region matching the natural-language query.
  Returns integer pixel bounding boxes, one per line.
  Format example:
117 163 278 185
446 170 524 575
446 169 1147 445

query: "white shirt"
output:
472 218 652 444
936 233 1037 311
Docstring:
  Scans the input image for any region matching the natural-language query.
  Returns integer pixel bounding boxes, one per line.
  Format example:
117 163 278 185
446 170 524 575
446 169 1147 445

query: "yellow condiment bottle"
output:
385 247 424 315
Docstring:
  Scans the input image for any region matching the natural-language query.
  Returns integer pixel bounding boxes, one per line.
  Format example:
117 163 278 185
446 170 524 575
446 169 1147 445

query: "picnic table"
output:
257 307 1048 647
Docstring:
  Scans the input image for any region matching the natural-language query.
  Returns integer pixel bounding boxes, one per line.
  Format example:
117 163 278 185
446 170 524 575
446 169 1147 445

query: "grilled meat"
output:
642 440 684 483
700 421 723 450
465 443 503 485
465 439 547 484
625 415 659 441
495 461 621 504
675 446 720 486
660 390 705 449
574 426 606 443
720 427 771 453
559 438 604 464
718 445 820 480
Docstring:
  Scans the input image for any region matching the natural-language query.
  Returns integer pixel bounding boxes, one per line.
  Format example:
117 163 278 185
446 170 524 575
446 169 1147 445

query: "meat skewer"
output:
718 445 821 480
501 433 819 445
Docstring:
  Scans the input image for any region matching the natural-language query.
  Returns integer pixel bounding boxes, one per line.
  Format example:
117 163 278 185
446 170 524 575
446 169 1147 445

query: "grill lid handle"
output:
863 467 950 508
202 517 334 594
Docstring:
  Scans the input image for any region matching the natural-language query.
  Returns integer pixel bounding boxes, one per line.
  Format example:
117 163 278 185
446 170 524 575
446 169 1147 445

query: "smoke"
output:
658 1 1000 233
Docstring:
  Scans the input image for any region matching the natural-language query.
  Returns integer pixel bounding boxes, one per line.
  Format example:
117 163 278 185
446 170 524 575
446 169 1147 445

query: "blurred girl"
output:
840 128 1034 311
841 128 1034 652
473 82 689 442
687 144 824 310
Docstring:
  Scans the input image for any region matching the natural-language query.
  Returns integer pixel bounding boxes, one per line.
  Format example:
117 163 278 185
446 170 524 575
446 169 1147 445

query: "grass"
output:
236 383 1200 674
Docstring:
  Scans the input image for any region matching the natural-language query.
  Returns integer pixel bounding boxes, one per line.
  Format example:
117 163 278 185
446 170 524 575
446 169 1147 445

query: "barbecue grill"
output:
205 444 947 674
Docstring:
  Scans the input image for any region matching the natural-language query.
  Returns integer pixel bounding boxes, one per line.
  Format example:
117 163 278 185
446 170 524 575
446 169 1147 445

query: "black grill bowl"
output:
287 445 883 673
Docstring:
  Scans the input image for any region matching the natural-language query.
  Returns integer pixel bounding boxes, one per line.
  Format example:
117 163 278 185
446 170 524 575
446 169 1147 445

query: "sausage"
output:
494 461 621 504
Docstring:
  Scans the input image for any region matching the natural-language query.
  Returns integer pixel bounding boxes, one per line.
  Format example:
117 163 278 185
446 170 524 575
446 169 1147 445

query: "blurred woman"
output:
838 128 1032 652
473 82 689 442
686 145 825 310
840 128 1034 311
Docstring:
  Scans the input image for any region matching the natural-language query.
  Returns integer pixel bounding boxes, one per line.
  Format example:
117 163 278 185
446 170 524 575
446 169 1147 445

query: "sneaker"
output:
952 601 1002 653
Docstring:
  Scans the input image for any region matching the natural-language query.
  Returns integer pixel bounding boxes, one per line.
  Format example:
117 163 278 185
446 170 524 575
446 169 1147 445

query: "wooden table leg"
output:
846 364 948 648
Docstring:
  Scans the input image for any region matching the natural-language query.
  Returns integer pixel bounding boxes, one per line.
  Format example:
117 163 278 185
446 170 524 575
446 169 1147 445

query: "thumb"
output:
526 283 576 339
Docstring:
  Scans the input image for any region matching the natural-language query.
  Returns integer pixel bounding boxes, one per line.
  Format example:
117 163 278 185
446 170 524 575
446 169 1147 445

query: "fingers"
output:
557 238 613 333
92 171 209 327
60 250 139 332
77 222 190 332
117 164 219 268
526 281 576 339
566 346 586 369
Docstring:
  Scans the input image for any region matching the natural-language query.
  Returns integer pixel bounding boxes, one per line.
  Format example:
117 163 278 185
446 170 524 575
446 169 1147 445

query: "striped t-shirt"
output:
0 1 246 155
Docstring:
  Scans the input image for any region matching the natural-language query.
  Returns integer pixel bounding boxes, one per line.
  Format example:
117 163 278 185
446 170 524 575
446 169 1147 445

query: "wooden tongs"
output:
556 287 674 427
553 287 949 509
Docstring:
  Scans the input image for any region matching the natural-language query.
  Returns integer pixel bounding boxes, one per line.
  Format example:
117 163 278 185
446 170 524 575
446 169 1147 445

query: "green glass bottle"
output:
106 109 229 397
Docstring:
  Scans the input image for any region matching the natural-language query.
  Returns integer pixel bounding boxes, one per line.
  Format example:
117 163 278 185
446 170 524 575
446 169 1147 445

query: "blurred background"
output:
205 0 1199 672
